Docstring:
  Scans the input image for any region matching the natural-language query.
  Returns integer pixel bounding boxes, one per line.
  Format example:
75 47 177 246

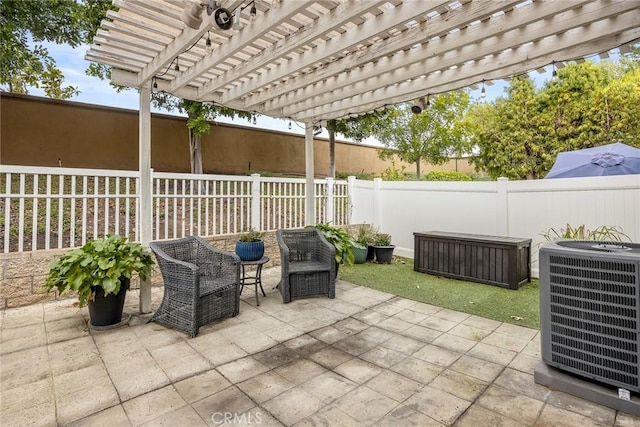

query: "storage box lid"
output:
414 231 531 245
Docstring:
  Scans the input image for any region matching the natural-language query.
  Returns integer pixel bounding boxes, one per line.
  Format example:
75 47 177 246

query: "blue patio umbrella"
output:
545 142 640 179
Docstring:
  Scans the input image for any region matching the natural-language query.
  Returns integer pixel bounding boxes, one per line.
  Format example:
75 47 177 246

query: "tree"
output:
377 92 472 179
468 76 552 179
324 109 394 178
0 0 110 98
470 61 640 179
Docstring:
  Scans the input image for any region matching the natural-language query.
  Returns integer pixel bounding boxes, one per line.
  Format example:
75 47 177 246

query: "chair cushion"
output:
289 261 331 274
200 277 236 297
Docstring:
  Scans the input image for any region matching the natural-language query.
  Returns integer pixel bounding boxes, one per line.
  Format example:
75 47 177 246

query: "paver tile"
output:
390 357 443 385
301 371 358 403
412 344 462 367
547 390 616 426
294 405 359 427
366 370 423 402
217 356 270 384
262 387 323 426
174 369 232 403
274 359 328 385
455 404 522 427
122 385 187 426
139 405 207 427
333 386 398 423
378 405 443 427
429 369 488 401
334 358 383 384
450 355 504 382
237 371 295 403
66 405 131 427
403 385 471 425
307 345 353 369
476 384 545 425
192 386 255 423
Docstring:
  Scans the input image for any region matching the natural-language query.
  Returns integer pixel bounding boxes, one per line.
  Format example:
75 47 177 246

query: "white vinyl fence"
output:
0 166 349 253
351 175 640 277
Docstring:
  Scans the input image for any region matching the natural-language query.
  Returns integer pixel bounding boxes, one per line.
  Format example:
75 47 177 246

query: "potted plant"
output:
351 224 376 264
355 224 378 262
373 232 395 264
235 227 265 261
307 223 355 277
42 234 154 327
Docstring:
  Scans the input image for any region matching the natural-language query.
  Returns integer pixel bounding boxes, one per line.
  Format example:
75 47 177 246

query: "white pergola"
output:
86 0 640 311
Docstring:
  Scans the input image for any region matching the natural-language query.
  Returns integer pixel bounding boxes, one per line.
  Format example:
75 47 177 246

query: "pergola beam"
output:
171 1 312 93
241 0 524 109
286 0 636 119
272 0 596 117
207 0 445 103
297 22 640 121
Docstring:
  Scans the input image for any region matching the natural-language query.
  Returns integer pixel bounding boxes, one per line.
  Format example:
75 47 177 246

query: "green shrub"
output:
43 235 154 307
307 223 355 265
422 170 472 181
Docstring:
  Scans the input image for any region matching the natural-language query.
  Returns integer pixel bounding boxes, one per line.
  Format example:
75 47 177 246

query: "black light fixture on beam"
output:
411 97 428 114
552 61 558 80
180 1 233 31
481 79 486 98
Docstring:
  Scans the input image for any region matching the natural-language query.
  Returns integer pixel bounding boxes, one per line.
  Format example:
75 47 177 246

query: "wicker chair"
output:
276 228 336 303
149 236 240 337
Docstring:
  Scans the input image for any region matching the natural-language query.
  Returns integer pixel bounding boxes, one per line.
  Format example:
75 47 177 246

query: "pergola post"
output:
305 122 315 226
139 87 152 314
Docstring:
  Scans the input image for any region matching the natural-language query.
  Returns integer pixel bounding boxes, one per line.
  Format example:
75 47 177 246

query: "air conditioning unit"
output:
540 240 640 391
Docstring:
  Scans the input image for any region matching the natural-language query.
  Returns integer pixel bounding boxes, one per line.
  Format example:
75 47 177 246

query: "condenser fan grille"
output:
547 253 639 390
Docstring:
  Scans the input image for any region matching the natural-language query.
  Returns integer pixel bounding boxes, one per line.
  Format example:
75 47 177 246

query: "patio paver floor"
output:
1 267 639 426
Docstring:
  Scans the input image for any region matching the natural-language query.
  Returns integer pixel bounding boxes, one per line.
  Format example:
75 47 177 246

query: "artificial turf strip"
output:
339 258 540 329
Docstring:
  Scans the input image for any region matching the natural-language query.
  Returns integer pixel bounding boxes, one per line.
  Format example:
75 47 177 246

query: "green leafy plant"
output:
541 224 630 242
308 223 355 265
374 232 393 246
43 235 154 307
238 227 265 242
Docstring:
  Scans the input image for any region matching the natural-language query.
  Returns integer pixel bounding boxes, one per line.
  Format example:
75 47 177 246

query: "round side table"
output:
240 256 269 306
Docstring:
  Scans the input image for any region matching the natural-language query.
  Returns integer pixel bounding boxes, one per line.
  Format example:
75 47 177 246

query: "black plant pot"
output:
366 245 375 261
88 278 130 327
235 240 265 261
374 245 395 264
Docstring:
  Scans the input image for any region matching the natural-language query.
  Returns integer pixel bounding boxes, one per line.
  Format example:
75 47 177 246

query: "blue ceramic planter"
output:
235 240 265 261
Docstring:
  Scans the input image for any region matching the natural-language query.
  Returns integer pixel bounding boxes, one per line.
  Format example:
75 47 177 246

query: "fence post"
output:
347 176 356 225
497 177 509 236
373 178 382 228
251 173 261 230
325 177 334 225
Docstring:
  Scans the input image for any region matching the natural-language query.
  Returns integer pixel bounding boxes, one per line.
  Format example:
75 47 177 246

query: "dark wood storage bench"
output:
414 231 531 289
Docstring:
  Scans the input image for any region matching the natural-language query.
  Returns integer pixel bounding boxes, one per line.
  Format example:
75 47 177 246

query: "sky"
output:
20 39 621 145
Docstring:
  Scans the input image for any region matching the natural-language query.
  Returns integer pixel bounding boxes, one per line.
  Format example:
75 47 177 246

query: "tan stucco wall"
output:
1 92 474 176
